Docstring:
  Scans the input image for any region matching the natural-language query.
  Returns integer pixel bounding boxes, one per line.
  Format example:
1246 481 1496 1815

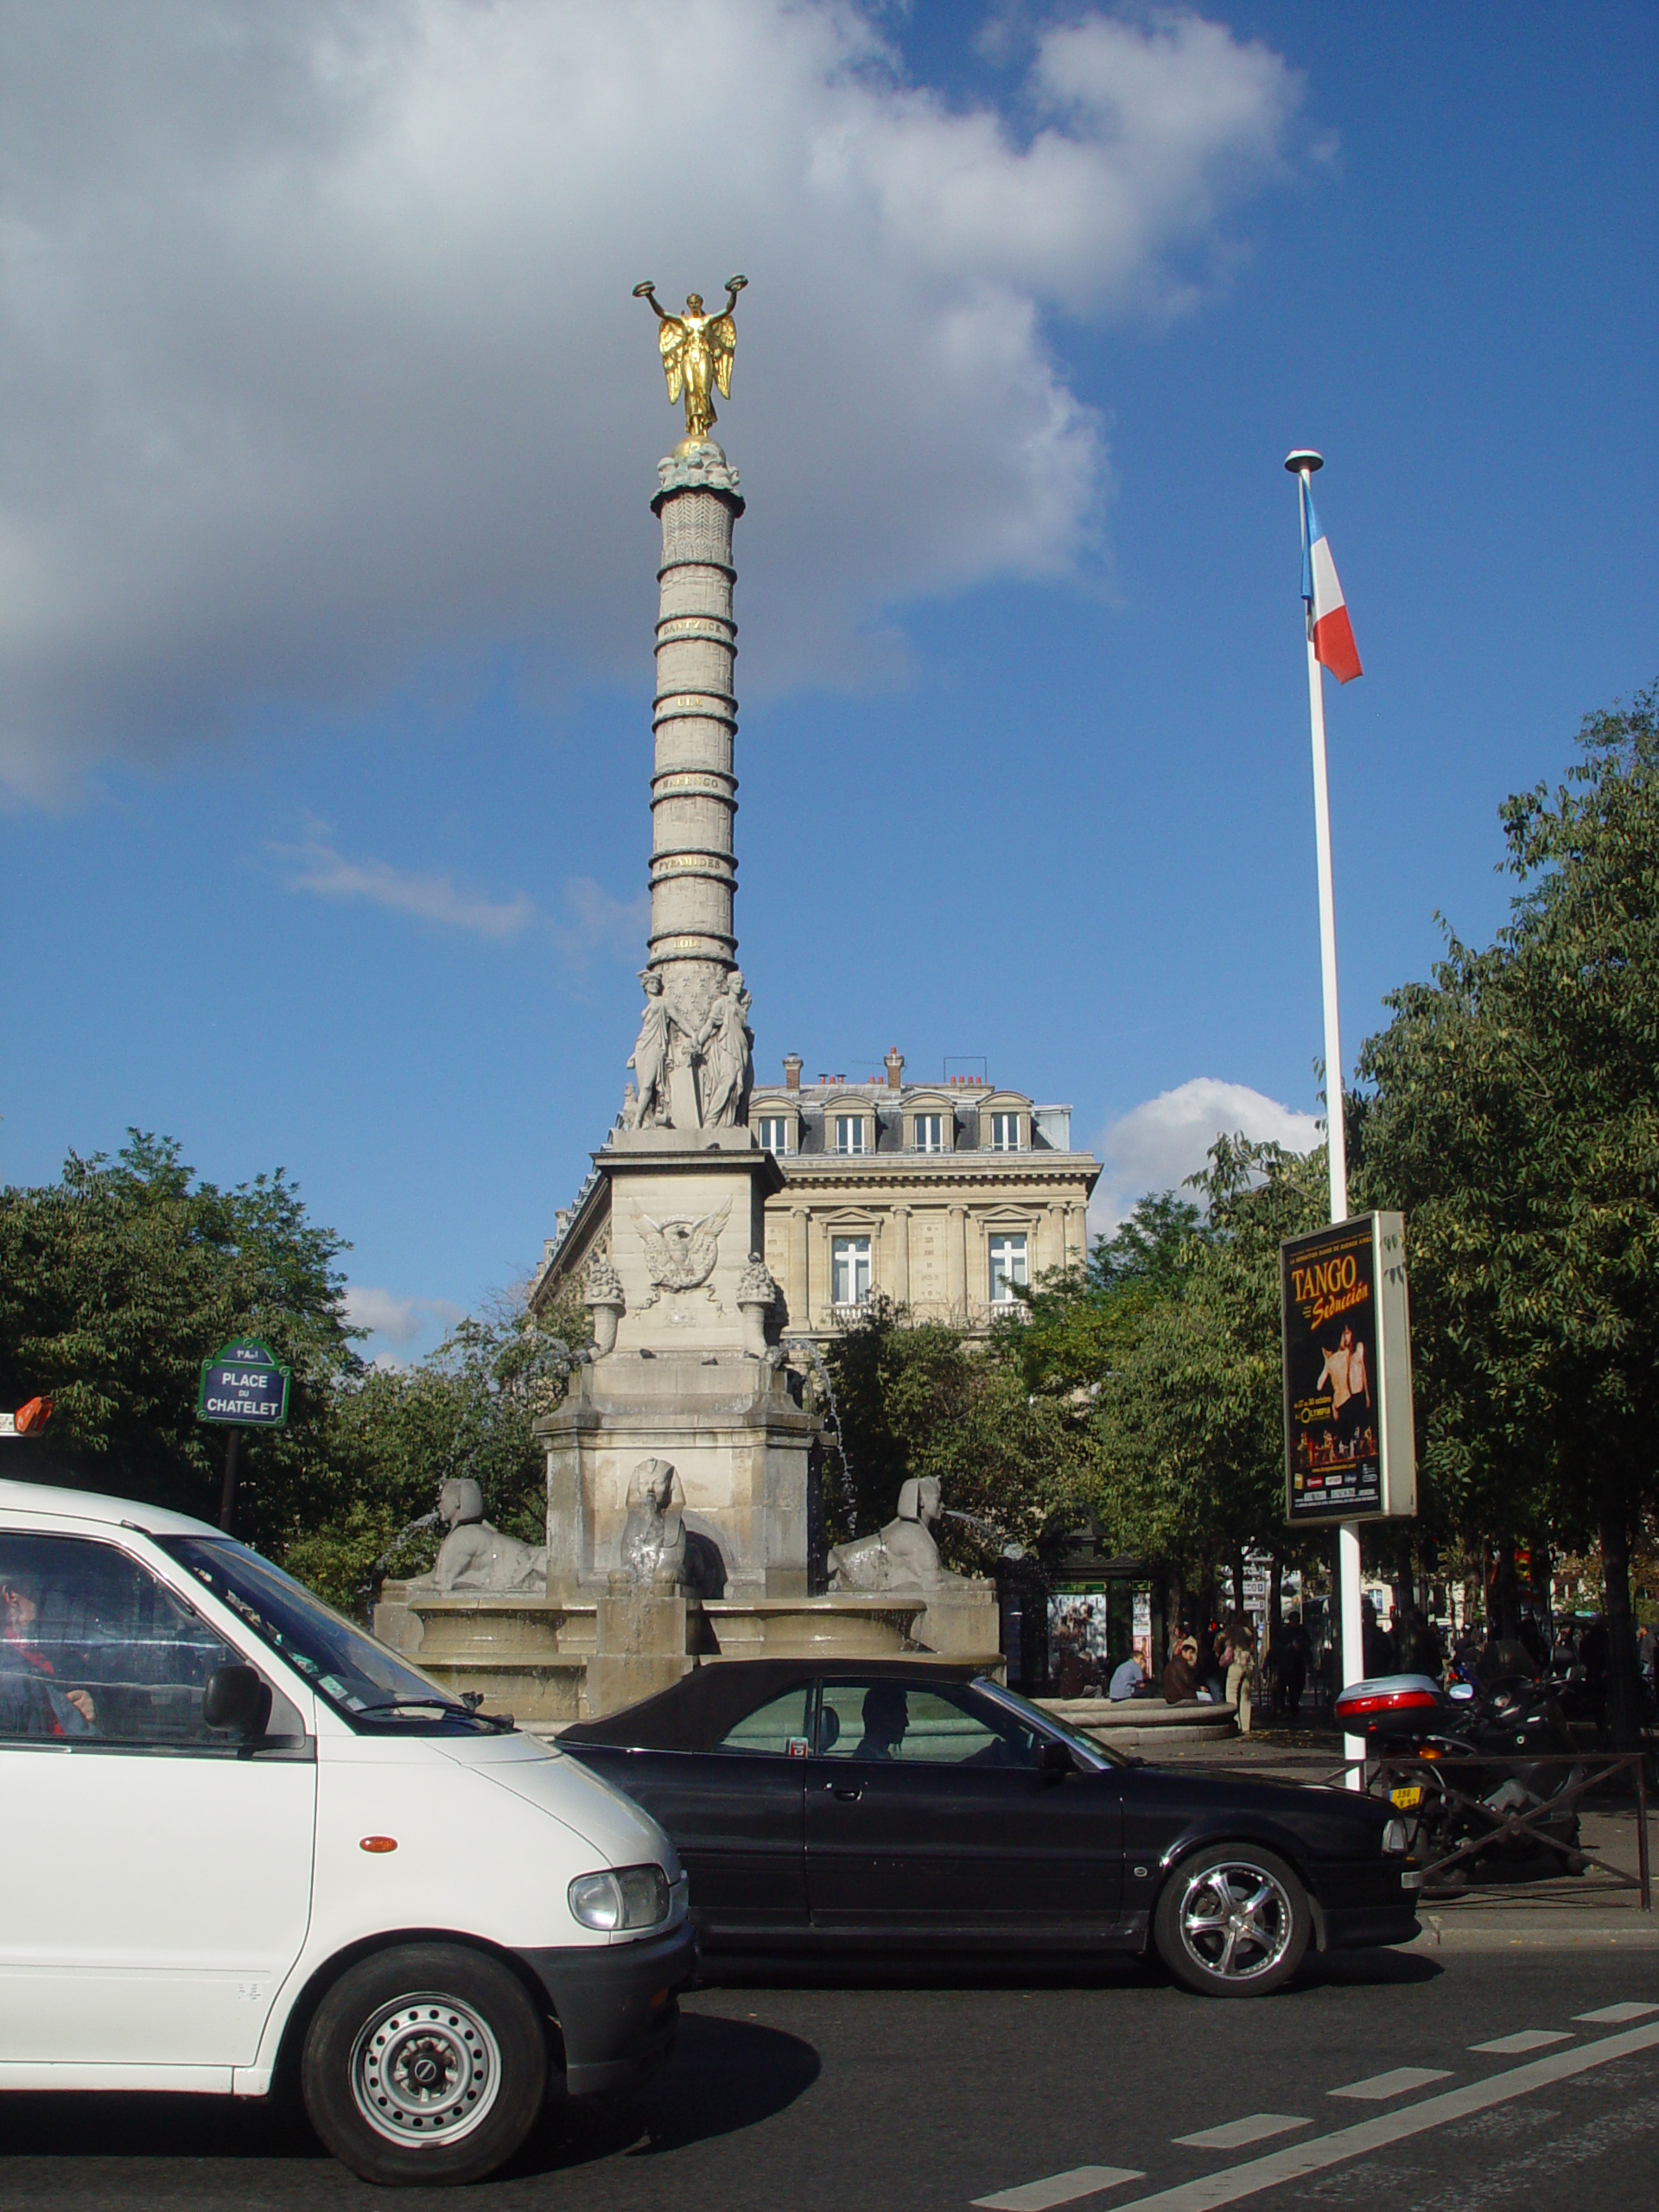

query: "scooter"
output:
1333 1672 1586 1885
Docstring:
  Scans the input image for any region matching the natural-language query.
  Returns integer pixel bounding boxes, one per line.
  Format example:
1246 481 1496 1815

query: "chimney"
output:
783 1054 803 1092
885 1047 905 1091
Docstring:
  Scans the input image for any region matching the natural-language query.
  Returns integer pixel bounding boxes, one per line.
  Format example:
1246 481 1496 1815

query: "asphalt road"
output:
4 1948 1658 2212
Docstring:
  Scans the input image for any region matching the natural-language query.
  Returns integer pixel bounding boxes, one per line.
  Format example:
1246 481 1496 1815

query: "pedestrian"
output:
1161 1637 1201 1706
1281 1611 1310 1721
1224 1618 1257 1735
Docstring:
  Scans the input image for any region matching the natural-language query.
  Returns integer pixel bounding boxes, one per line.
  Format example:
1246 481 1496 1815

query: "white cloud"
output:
0 0 1303 802
275 833 537 938
344 1284 462 1345
1089 1076 1321 1235
553 878 652 973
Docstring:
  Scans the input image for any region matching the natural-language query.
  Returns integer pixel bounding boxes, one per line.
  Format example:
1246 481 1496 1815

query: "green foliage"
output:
1358 683 1659 1738
1091 1148 1328 1573
819 1298 1096 1569
285 1294 591 1610
0 1132 359 1548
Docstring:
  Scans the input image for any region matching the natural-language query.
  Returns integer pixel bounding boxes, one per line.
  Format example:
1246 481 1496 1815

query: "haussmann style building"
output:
535 1050 1100 1340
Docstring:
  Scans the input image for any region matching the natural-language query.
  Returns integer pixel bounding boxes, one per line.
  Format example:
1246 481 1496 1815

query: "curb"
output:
1408 1916 1659 1953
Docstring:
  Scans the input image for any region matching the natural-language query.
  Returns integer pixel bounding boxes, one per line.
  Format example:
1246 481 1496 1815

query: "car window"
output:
816 1680 1043 1767
0 1532 303 1746
157 1534 497 1732
711 1684 813 1757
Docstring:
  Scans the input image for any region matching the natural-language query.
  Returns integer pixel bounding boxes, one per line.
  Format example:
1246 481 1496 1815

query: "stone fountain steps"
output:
373 1581 1006 1725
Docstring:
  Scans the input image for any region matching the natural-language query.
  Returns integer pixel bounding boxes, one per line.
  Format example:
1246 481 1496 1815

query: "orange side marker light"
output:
359 1836 398 1853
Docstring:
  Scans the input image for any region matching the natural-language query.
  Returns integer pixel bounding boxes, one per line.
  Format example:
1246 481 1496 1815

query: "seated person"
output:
1108 1653 1147 1701
852 1681 909 1761
1161 1636 1201 1706
0 1571 95 1736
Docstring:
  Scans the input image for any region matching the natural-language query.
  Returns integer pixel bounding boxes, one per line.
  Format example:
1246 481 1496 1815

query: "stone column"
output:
947 1204 967 1318
1047 1202 1068 1276
814 1214 835 1327
787 1205 810 1332
892 1205 912 1306
1067 1204 1088 1265
648 445 745 1021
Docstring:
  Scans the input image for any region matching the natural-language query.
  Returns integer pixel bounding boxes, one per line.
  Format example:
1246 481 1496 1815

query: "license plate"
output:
1390 1785 1424 1809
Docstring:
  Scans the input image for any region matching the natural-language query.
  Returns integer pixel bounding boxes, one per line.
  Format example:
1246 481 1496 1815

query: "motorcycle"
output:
1333 1672 1586 1887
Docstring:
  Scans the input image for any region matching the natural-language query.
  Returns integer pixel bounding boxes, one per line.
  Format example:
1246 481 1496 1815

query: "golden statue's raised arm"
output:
632 276 747 444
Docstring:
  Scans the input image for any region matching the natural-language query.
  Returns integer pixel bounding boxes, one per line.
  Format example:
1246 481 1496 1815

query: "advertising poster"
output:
1282 1213 1415 1525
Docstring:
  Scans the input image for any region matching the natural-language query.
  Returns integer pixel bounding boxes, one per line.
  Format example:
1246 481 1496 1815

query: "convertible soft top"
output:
559 1657 982 1752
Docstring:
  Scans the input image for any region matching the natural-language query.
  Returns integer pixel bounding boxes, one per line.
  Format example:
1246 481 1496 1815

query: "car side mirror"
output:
1039 1738 1074 1781
203 1663 271 1738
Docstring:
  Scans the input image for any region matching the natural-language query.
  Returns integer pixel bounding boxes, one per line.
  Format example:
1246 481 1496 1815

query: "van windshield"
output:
156 1536 506 1733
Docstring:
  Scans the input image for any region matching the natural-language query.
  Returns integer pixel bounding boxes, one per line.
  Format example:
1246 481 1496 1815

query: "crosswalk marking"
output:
972 2166 1145 2210
1470 2029 1572 2054
1575 2001 1657 2024
1328 2065 1451 2101
1084 2020 1659 2212
1173 2116 1311 2152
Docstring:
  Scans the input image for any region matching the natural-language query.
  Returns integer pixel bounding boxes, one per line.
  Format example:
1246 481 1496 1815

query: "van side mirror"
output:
203 1663 271 1738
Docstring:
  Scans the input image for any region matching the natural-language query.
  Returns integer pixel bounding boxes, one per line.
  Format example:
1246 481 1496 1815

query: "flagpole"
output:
1287 448 1366 1788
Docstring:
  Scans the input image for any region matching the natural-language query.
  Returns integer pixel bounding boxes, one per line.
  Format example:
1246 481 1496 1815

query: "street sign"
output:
1282 1211 1415 1526
198 1338 290 1428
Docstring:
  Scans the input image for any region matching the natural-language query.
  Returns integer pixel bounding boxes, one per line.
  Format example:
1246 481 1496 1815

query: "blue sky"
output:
3 1 1654 1359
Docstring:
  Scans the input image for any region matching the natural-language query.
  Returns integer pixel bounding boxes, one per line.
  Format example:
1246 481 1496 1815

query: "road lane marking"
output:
972 2167 1145 2210
1328 2066 1451 2100
1471 2029 1573 2053
1173 2117 1311 2152
1089 2018 1659 2212
1576 2002 1656 2024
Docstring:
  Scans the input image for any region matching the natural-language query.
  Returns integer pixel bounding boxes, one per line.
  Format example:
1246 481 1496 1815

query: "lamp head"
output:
1284 448 1324 475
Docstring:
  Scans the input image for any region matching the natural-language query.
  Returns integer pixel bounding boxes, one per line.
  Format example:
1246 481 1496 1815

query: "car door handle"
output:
825 1783 863 1802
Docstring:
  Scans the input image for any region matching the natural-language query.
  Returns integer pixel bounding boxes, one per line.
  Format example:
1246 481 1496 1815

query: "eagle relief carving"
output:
632 1197 732 1311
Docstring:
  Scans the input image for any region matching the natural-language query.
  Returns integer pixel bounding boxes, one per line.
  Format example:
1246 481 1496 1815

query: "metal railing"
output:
1328 1750 1651 1909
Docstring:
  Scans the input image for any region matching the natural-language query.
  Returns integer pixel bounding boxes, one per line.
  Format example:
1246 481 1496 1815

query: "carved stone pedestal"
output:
588 1587 699 1716
539 1345 816 1600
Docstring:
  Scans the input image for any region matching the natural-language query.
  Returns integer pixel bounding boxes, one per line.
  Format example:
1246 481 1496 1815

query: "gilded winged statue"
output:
632 275 747 442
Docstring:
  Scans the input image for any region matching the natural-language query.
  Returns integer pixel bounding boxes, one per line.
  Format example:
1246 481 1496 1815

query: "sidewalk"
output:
1141 1726 1659 1951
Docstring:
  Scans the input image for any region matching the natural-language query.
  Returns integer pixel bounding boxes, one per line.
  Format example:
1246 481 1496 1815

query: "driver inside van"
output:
0 1571 96 1736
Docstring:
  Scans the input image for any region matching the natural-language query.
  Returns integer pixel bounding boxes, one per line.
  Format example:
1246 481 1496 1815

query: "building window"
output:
835 1115 868 1155
913 1113 944 1153
758 1116 790 1154
988 1232 1028 1304
832 1236 873 1307
989 1112 1022 1152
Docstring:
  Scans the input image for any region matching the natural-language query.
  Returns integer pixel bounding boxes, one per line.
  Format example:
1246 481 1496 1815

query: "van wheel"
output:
302 1943 547 2184
1153 1843 1310 1997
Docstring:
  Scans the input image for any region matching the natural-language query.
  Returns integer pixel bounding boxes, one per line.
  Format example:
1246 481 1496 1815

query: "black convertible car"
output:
562 1660 1420 1996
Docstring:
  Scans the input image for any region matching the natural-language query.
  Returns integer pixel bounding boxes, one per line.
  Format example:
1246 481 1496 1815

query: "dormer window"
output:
758 1116 791 1154
914 1113 944 1154
835 1115 868 1155
989 1112 1022 1153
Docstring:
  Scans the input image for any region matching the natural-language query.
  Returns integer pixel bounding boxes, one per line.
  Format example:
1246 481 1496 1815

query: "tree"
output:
819 1298 1096 1569
286 1294 587 1609
1358 684 1659 1745
0 1133 359 1548
1092 1146 1329 1613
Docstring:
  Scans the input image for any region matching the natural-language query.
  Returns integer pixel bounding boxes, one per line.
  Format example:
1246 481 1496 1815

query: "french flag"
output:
1300 479 1363 684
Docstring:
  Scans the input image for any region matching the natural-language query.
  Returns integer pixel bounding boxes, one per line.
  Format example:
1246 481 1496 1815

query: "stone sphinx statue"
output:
414 1477 549 1597
827 1476 966 1594
615 1457 726 1598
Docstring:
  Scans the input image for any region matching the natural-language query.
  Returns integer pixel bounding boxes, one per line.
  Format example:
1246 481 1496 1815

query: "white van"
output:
0 1478 694 2184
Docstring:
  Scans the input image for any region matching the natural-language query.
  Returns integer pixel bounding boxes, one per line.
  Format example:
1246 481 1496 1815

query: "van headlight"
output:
569 1865 671 1932
1381 1818 1409 1856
